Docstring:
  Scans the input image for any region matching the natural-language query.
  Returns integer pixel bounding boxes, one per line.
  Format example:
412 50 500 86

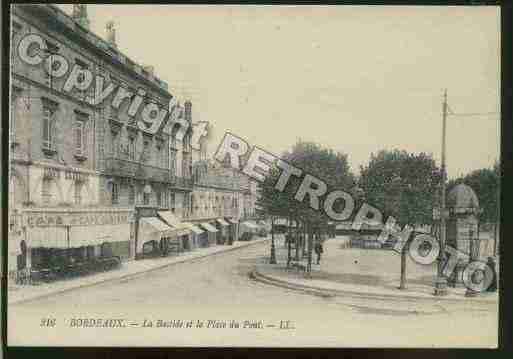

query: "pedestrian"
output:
314 241 323 264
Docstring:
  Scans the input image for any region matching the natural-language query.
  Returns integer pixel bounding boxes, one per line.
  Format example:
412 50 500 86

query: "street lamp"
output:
270 216 277 264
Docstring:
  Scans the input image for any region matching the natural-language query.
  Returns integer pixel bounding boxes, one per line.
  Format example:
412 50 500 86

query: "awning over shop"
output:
227 218 239 224
27 226 68 249
27 224 130 249
200 222 218 233
183 222 204 235
138 217 174 253
71 225 130 247
140 217 174 235
216 218 230 226
158 211 191 236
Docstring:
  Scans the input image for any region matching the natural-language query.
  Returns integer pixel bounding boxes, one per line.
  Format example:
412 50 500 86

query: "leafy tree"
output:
359 149 442 226
359 149 442 289
256 140 356 270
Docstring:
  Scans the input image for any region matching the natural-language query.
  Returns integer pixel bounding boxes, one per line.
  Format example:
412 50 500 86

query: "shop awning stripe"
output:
200 222 218 233
216 218 230 226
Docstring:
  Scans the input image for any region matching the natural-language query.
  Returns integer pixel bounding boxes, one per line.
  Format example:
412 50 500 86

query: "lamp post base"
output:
434 277 448 296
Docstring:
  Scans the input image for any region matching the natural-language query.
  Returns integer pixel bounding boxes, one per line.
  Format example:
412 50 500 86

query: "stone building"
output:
8 4 194 279
188 158 262 246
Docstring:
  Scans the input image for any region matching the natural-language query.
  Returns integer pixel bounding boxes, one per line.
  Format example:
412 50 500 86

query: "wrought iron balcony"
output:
104 157 193 190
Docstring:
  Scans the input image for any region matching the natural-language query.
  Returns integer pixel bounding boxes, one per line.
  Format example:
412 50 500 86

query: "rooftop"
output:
17 4 170 95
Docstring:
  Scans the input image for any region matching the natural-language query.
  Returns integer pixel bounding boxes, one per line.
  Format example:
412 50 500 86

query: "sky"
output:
58 5 501 179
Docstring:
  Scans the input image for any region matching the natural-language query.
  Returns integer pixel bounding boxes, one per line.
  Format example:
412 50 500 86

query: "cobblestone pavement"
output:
9 239 498 347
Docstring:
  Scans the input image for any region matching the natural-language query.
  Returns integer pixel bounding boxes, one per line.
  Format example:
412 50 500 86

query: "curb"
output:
9 238 270 306
251 268 497 305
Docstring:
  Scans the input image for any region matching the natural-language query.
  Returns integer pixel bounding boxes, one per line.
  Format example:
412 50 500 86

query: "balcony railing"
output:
104 157 193 190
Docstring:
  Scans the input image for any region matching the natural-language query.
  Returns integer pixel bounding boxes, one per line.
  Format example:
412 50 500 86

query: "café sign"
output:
25 211 134 227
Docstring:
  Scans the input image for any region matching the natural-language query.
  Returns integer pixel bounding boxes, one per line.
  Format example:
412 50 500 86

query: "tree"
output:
256 140 356 271
359 149 442 289
359 149 442 226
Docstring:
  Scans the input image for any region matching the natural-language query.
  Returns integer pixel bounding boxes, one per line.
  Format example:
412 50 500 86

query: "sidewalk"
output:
254 236 498 303
9 237 269 305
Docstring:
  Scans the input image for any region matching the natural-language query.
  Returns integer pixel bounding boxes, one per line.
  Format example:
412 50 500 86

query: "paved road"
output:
9 240 498 347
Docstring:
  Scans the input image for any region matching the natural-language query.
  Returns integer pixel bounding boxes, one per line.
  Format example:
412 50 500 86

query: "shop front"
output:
158 211 194 252
215 218 230 244
240 221 259 241
198 222 218 247
225 217 239 244
137 217 178 258
181 222 205 250
11 208 134 284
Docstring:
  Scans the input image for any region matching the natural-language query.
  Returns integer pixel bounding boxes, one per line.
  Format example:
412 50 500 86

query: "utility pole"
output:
435 89 448 296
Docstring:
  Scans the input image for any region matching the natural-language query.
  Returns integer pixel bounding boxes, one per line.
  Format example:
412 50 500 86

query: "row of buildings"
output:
8 4 259 281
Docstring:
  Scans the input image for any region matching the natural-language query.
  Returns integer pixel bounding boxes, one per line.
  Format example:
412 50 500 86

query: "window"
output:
42 107 55 151
162 190 168 208
74 121 85 155
128 185 135 205
128 137 136 161
170 192 175 211
143 192 150 205
74 59 92 102
169 148 177 175
111 183 119 205
42 179 52 205
74 182 83 205
142 140 150 162
156 190 162 207
112 132 120 157
156 144 164 168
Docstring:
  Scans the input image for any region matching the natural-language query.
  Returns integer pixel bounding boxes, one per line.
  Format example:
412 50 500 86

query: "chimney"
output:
72 4 90 30
184 101 192 122
143 65 154 76
106 20 117 48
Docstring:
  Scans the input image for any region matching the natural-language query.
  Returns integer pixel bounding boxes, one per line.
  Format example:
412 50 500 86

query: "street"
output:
9 240 498 347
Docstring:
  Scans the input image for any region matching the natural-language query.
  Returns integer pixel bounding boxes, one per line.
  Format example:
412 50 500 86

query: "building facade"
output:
8 4 261 285
8 4 194 279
